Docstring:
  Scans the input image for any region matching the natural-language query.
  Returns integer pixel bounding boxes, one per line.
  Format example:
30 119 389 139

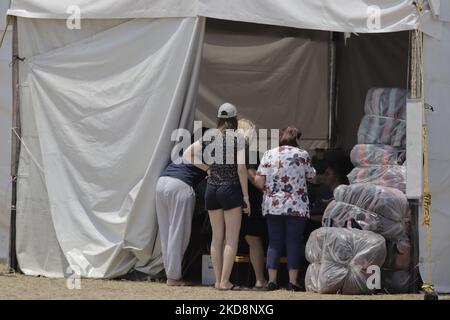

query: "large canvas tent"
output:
0 0 449 292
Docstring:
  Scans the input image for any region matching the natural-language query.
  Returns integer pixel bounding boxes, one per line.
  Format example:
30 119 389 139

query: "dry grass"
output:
0 263 425 300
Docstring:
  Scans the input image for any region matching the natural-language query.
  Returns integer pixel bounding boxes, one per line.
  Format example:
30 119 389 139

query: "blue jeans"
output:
266 215 307 270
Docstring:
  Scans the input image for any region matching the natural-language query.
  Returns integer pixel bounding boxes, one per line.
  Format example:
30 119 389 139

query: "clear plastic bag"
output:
305 262 348 294
381 270 413 294
384 238 411 270
323 201 383 233
350 144 406 167
347 165 406 193
364 88 407 120
305 227 386 294
322 183 410 240
357 115 406 147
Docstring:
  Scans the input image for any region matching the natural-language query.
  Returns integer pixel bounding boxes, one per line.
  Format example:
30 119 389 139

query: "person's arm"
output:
304 152 316 182
254 174 266 191
183 141 209 172
255 151 270 190
237 148 250 215
247 168 259 188
255 150 271 190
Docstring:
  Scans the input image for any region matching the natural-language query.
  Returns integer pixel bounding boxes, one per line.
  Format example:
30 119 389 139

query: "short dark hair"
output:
279 126 302 147
326 162 350 185
217 117 238 132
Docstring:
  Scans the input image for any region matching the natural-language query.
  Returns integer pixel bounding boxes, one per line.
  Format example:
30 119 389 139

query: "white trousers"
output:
156 176 196 280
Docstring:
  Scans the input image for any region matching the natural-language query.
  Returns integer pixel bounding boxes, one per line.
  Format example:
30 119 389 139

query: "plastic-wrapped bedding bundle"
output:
380 238 414 291
384 238 411 270
322 184 410 240
364 88 407 120
350 144 406 167
357 115 406 147
347 165 406 193
323 201 382 233
305 227 386 294
357 87 407 148
382 270 414 294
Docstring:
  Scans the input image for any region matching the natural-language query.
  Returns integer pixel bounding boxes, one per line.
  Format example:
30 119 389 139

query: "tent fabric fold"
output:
7 0 419 33
16 17 205 277
420 21 450 293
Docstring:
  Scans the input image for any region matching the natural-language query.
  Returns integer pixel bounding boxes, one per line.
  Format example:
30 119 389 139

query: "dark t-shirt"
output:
246 148 263 214
241 147 265 237
160 162 207 188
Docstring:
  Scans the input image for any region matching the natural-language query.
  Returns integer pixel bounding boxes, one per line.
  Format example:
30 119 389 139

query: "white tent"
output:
0 0 12 262
0 0 449 292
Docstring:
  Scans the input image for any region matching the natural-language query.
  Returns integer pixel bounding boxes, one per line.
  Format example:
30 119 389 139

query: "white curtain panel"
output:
420 21 450 293
16 17 205 277
0 0 10 27
0 27 12 261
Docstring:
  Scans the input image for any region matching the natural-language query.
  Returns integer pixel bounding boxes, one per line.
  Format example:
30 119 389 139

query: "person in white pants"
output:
156 145 208 286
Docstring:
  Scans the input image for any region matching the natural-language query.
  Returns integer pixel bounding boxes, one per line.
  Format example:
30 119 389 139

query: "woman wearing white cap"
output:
186 102 250 290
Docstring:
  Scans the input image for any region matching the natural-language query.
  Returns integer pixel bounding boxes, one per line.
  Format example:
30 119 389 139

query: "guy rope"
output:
412 0 438 300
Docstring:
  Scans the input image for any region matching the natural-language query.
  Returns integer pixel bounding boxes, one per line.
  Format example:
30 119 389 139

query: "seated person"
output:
309 151 353 219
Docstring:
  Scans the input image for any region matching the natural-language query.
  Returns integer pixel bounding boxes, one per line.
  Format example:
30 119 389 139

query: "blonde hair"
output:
238 118 257 143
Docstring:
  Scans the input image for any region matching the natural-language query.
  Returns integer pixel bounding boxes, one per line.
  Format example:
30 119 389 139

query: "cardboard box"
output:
201 255 215 286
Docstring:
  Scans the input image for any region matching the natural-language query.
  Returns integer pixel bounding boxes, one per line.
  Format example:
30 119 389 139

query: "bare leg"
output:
268 269 278 284
166 279 189 286
245 235 267 287
289 269 299 286
209 209 225 289
219 207 242 289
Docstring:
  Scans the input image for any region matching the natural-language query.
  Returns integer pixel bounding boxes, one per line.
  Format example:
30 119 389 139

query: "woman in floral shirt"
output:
255 127 315 291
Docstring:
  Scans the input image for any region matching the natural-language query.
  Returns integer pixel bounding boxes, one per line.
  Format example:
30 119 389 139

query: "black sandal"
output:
264 282 279 291
286 283 305 292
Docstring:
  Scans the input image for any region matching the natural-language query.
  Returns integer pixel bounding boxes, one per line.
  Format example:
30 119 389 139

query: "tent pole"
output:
327 32 337 148
9 16 20 272
406 30 420 294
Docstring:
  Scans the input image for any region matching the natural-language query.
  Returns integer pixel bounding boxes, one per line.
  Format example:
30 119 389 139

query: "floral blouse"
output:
257 146 316 217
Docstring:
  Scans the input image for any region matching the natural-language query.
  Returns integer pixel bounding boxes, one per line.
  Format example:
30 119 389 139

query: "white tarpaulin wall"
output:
420 16 450 292
15 17 205 277
8 0 419 33
0 0 12 261
196 19 330 150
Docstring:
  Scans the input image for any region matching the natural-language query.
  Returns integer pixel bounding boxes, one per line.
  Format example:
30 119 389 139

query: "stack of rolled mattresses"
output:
306 88 414 295
311 184 413 294
349 88 407 192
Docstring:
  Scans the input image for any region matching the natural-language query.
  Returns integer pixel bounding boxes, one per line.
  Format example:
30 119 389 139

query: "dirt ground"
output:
0 263 429 300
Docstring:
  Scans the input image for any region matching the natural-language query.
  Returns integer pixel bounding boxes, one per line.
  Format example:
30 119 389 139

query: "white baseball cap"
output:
217 102 237 119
